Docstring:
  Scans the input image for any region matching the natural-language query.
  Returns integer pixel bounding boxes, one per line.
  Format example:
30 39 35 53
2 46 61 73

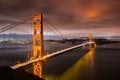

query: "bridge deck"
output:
11 42 95 69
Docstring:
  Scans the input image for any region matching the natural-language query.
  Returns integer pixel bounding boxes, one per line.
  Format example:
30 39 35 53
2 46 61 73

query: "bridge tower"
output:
33 14 44 78
89 33 93 42
89 33 93 48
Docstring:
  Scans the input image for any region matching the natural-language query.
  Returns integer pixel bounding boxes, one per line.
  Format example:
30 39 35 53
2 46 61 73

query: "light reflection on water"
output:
45 48 95 80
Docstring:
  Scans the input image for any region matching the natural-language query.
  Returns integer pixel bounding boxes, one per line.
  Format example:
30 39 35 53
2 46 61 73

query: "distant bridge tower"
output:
89 33 93 48
89 33 93 42
33 14 44 78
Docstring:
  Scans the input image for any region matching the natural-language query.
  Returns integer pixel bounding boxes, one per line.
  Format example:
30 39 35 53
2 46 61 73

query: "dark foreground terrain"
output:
0 66 44 80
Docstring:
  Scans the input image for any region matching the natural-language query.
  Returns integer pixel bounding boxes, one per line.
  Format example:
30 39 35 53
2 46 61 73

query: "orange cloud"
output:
84 9 99 19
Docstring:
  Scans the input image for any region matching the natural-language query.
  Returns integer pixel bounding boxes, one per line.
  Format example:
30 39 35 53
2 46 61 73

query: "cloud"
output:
0 0 119 35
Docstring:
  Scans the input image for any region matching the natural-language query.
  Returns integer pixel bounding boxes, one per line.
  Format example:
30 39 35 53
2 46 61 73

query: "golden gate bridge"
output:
0 14 96 79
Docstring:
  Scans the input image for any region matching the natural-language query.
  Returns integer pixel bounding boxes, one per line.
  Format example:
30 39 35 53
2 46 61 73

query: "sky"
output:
0 0 120 36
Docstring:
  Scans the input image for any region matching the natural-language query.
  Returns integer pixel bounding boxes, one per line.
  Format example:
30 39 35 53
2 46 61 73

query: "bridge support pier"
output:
33 14 44 78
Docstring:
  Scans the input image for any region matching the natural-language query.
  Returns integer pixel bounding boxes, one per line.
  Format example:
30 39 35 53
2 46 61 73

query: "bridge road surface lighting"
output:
11 42 95 69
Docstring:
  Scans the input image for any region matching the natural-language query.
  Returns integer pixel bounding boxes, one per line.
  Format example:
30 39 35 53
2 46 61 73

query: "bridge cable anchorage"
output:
0 16 33 33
